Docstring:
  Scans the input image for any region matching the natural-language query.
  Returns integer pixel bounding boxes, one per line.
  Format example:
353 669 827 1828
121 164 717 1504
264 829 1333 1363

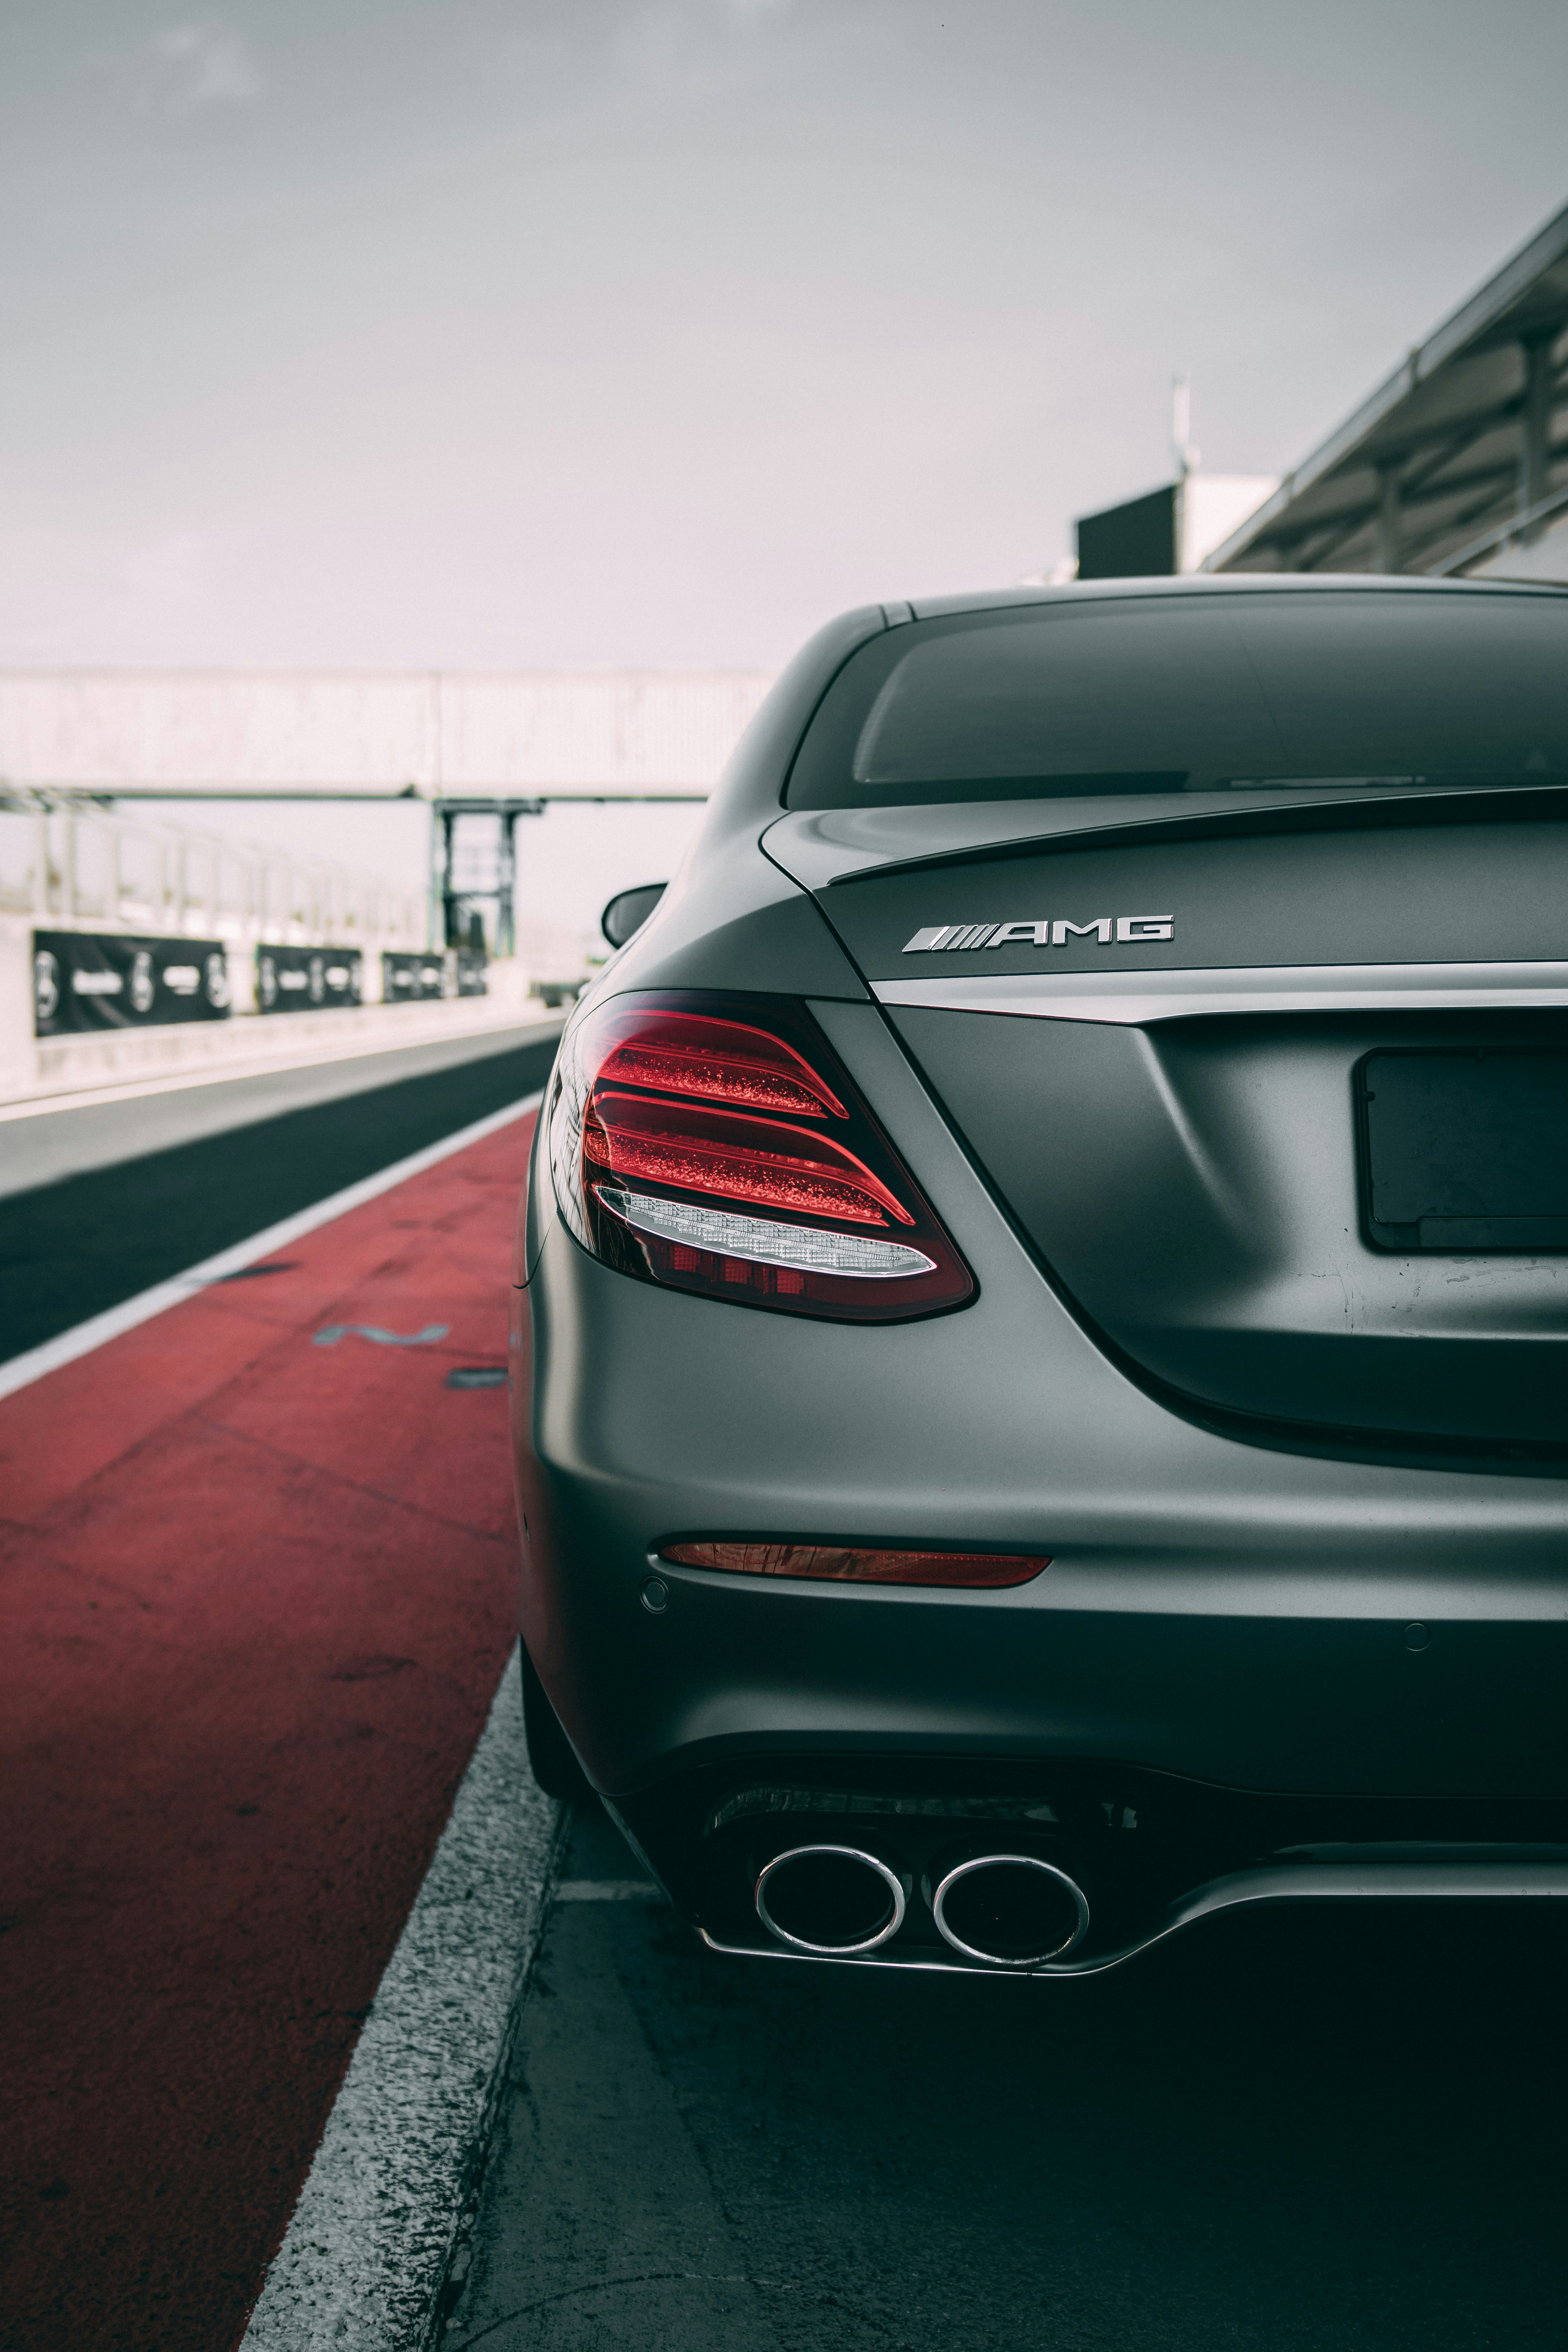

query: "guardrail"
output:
0 800 422 955
0 801 598 1107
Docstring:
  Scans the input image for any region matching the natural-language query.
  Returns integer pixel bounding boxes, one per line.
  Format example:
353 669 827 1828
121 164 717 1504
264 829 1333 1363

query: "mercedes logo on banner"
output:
33 950 61 1027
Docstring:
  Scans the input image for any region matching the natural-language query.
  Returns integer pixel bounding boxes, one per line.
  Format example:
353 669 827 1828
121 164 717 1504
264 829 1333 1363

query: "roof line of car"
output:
901 573 1568 623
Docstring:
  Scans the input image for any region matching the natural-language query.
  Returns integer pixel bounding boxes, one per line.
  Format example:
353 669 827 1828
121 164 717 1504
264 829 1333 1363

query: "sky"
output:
5 0 1568 926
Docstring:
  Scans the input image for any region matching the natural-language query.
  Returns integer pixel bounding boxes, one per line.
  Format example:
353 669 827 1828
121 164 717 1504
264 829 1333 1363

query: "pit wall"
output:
0 917 554 1108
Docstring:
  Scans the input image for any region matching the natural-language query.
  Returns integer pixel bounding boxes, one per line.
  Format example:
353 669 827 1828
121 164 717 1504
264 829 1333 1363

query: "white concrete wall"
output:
1178 476 1279 573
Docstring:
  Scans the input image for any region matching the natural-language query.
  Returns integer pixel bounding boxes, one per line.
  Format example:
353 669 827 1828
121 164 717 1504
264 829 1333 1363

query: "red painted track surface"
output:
0 1114 536 2352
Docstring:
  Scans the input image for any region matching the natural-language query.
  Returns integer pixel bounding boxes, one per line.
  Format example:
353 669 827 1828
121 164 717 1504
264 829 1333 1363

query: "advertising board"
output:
33 931 231 1037
381 949 488 1002
256 946 363 1014
382 951 449 1004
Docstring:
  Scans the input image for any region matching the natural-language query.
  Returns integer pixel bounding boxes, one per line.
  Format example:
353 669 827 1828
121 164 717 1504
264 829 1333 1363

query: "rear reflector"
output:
660 1541 1050 1588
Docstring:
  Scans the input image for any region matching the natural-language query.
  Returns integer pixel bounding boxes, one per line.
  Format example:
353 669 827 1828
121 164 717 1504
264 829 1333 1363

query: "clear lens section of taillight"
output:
661 1541 1049 1587
549 991 975 1320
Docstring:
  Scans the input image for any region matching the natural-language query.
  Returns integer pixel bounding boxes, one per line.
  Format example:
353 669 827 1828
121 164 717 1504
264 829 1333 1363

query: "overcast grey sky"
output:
5 0 1568 676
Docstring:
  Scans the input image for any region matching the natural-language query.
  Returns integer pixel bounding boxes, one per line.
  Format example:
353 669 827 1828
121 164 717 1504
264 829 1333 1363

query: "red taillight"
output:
549 991 974 1320
593 1007 846 1119
661 1541 1048 1588
584 1094 912 1226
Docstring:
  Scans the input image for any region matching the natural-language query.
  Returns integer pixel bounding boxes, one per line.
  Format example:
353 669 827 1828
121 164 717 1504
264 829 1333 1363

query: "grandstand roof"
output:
1204 198 1568 578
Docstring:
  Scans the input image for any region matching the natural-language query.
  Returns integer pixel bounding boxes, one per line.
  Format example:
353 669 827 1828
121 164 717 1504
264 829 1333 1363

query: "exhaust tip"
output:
755 1844 906 1955
931 1853 1089 1967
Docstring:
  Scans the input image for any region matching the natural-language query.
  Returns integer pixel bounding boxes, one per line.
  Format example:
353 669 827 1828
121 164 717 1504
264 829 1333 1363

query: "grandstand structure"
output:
1203 198 1568 580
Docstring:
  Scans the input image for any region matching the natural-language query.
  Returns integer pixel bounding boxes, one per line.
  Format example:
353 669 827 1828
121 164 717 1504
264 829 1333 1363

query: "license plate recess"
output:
1357 1049 1568 1251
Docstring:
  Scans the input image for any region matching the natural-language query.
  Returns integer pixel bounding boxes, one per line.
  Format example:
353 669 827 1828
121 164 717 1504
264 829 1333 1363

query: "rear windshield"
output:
784 590 1568 808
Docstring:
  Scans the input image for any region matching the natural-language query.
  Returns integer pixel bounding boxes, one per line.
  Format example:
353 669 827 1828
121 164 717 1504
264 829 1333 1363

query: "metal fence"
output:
0 803 421 952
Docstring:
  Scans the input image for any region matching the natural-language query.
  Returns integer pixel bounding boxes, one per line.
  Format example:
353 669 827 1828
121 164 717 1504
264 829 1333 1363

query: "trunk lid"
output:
766 795 1568 1461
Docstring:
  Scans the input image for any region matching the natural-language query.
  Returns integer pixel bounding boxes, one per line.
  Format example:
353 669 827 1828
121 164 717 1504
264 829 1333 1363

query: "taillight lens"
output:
592 1008 846 1118
549 991 974 1320
661 1541 1048 1587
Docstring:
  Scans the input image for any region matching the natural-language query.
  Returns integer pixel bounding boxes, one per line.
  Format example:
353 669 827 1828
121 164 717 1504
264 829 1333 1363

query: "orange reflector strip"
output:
660 1542 1050 1588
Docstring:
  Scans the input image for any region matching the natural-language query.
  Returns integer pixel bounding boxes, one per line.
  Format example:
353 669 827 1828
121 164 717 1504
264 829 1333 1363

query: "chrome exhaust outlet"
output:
930 1853 1090 1968
754 1844 907 1956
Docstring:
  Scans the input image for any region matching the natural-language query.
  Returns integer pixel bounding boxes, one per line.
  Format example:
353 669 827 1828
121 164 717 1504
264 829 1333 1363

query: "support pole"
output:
1521 333 1553 542
426 802 443 951
1373 463 1403 573
496 809 517 958
439 808 459 948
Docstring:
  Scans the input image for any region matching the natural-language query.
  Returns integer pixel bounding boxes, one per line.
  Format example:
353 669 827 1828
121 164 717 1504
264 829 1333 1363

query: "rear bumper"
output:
514 999 1568 1965
516 1224 1568 1796
529 1540 1568 1798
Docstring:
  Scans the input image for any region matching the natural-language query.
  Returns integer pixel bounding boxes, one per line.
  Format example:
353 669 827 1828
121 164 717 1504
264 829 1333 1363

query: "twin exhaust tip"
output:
754 1844 908 1956
753 1844 1089 1968
929 1852 1090 1969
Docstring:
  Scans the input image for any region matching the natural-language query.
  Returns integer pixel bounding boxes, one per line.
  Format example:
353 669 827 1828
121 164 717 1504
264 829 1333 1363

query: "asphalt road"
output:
448 1800 1568 2352
0 1021 562 1361
10 1017 1568 2350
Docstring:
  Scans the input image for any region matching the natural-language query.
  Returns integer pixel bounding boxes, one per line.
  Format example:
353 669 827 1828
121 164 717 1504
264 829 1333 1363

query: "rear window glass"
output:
784 590 1568 808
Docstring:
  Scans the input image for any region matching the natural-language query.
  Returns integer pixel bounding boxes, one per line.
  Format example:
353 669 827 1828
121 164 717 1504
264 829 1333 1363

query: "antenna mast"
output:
1171 374 1199 476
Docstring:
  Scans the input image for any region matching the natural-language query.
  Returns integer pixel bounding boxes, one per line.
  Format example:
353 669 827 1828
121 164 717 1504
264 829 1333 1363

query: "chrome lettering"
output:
905 915 1178 952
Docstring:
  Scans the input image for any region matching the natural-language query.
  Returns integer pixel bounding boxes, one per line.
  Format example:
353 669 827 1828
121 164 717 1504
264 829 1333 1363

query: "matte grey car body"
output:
512 575 1568 1975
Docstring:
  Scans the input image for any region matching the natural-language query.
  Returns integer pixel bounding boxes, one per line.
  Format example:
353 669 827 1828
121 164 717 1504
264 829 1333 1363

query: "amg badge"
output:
902 916 1174 952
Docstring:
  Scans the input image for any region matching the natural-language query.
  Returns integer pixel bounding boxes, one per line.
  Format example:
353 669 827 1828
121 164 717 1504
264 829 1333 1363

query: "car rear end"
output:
514 578 1568 1975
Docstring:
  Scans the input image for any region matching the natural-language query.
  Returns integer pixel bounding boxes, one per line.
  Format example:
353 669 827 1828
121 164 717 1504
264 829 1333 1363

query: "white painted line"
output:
555 1879 666 1902
1 1010 563 1121
0 1090 545 1404
241 1648 566 2352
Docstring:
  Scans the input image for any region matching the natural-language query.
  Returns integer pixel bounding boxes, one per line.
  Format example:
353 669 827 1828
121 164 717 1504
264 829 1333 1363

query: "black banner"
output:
382 950 450 1004
380 949 488 1003
256 945 363 1015
33 931 232 1038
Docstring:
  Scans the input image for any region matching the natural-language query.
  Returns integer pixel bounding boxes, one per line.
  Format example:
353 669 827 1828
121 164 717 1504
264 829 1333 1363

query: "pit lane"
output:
4 1018 1566 2352
0 1025 560 2352
446 1810 1568 2352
